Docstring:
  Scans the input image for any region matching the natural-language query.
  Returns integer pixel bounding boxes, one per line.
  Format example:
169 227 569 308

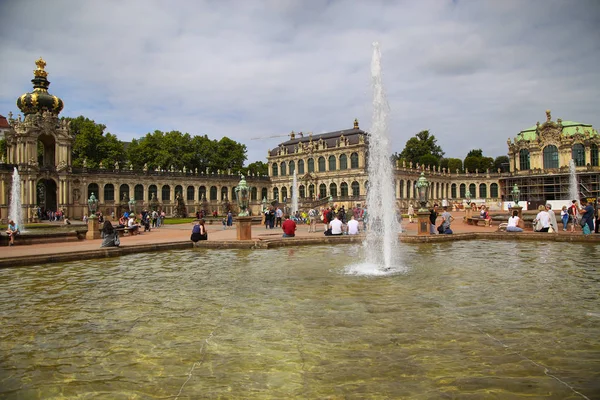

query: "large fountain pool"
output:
1 241 598 399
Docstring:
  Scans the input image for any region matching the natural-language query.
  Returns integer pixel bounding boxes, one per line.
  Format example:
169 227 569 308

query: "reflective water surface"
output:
1 241 599 399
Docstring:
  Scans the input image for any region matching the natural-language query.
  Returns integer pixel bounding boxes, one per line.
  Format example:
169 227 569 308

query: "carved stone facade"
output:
505 110 600 201
266 120 505 211
267 119 369 208
507 110 599 172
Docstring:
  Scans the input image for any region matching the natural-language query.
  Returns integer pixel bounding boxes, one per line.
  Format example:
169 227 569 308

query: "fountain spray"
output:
364 42 400 271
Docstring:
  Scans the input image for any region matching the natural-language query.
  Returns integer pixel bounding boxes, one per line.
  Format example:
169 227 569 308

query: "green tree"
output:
246 161 268 176
494 155 510 172
447 158 463 172
466 149 483 158
463 156 479 172
418 154 439 168
66 116 125 168
127 131 246 173
399 130 444 164
211 137 247 172
442 158 463 173
480 157 494 171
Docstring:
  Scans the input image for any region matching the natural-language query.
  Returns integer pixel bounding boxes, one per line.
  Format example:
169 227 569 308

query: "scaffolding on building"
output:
501 171 600 204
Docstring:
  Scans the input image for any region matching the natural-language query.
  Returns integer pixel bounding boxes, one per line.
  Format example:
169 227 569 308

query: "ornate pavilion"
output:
1 59 599 222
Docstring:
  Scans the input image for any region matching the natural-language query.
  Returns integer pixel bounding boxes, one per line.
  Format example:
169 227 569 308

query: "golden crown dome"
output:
16 58 64 115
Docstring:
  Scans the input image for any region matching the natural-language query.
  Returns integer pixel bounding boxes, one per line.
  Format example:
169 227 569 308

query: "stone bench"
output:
465 217 492 227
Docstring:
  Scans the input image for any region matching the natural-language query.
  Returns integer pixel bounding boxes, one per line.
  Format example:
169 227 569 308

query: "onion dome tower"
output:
16 57 64 116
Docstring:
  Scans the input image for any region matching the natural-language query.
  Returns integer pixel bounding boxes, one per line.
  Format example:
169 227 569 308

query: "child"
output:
222 218 227 230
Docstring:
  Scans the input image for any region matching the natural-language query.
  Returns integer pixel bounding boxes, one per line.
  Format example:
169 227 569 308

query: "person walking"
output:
568 200 578 232
308 208 318 233
429 204 439 234
560 205 569 231
408 204 414 223
580 198 594 235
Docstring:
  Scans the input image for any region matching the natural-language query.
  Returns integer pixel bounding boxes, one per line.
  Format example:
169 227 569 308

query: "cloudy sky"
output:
1 0 599 164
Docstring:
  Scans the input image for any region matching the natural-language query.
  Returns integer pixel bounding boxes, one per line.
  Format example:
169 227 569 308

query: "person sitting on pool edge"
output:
282 215 297 237
506 210 524 232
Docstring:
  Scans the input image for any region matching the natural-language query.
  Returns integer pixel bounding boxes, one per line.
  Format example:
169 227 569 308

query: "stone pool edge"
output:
1 233 597 269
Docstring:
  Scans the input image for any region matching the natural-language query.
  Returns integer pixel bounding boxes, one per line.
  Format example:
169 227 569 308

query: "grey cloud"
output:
0 0 599 164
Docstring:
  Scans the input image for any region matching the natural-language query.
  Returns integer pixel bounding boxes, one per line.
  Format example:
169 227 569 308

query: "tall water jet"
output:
291 170 298 215
568 159 579 204
364 42 400 271
8 167 24 231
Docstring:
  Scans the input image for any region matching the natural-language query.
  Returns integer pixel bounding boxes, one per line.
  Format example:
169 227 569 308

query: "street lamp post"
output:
234 175 253 240
415 173 431 235
128 197 136 214
510 183 523 219
86 192 101 240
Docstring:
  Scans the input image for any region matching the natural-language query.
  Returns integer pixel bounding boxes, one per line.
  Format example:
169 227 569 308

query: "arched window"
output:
543 145 559 169
330 183 337 197
459 183 466 198
261 187 268 201
148 184 157 201
572 144 585 166
251 187 257 201
199 186 206 200
272 163 278 176
328 155 336 171
175 185 183 200
340 182 348 197
318 157 326 172
479 183 487 198
339 154 348 170
451 183 457 199
350 152 359 168
280 162 287 176
469 184 476 198
298 159 305 174
406 180 411 199
289 161 295 175
519 149 530 170
119 184 129 201
210 186 217 200
299 185 305 198
134 184 143 201
319 183 327 198
309 184 315 198
103 184 114 201
307 158 315 173
186 186 194 201
281 187 288 201
351 181 360 197
87 183 99 200
221 187 228 200
399 180 404 198
591 144 599 167
231 187 236 201
273 187 279 202
162 185 171 201
490 183 499 198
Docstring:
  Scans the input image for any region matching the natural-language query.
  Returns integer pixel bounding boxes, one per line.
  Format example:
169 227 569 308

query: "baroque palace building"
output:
1 59 599 223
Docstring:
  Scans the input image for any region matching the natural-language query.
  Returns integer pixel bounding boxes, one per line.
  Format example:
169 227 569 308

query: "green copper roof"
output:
516 120 598 141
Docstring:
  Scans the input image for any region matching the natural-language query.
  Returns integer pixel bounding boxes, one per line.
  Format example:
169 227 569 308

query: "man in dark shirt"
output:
429 204 439 234
282 215 297 237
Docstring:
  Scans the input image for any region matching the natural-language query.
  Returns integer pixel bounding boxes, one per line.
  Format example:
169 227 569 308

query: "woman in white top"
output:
506 210 523 232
